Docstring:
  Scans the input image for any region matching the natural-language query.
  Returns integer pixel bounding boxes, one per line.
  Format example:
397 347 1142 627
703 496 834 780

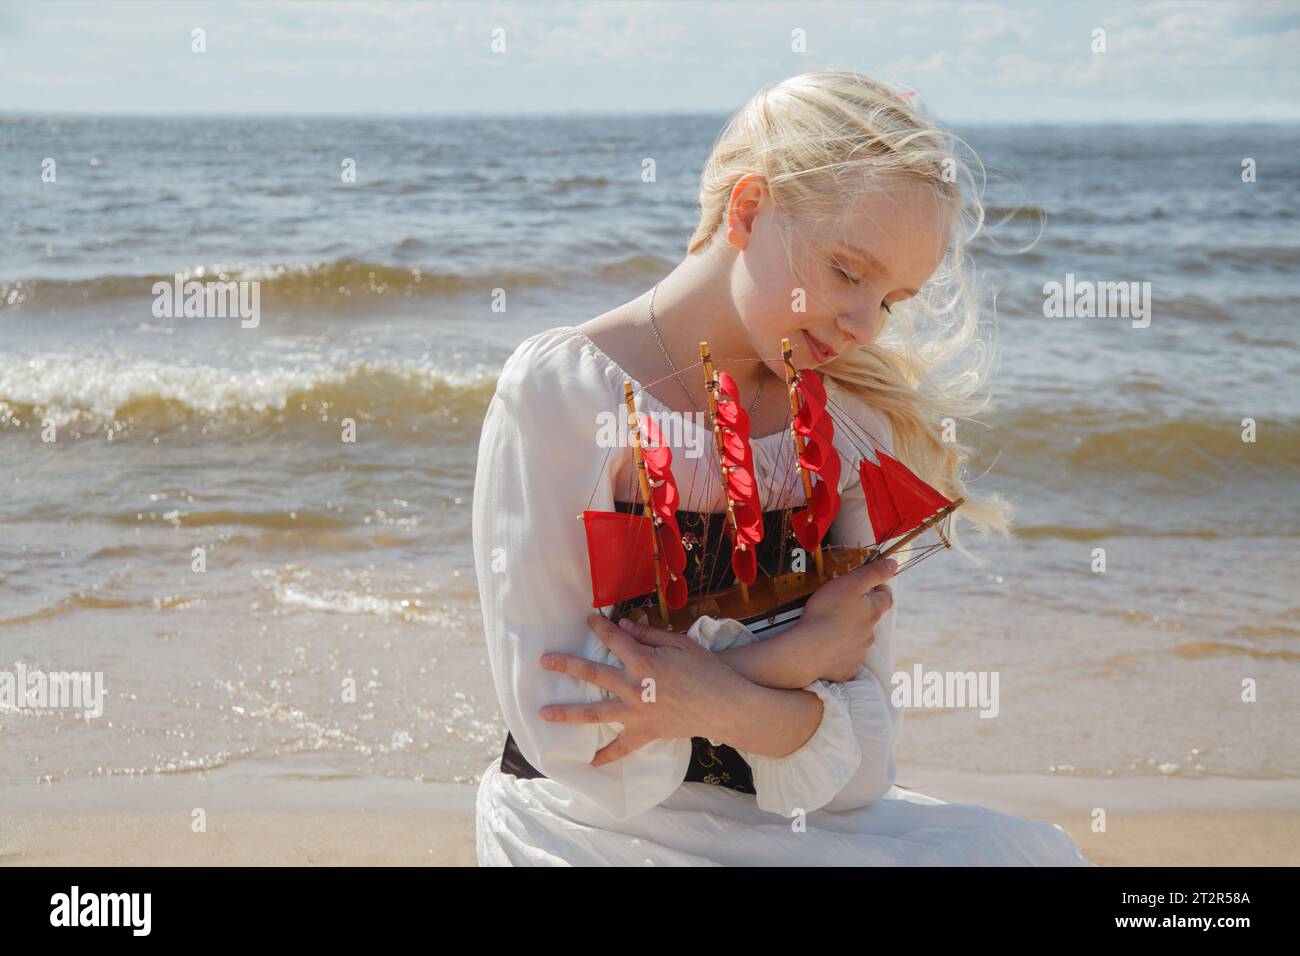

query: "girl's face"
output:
727 172 952 370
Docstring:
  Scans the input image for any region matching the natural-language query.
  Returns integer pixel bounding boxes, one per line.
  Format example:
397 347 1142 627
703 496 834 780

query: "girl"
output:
471 69 1091 866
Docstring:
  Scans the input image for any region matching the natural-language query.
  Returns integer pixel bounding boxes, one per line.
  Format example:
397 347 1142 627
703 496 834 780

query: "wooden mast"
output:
624 380 671 626
783 338 826 580
873 498 964 564
699 342 750 605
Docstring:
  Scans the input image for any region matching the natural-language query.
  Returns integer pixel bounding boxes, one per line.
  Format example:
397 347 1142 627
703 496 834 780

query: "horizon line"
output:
2 108 1296 126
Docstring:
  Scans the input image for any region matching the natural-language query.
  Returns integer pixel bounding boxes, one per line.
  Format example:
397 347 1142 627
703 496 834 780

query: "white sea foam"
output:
0 355 495 427
273 582 440 623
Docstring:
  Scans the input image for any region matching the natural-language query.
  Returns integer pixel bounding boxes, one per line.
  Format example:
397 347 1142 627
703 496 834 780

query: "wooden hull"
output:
634 545 875 632
621 500 963 634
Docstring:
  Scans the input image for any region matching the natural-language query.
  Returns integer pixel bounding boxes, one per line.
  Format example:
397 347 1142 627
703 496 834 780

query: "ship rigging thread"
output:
578 339 963 631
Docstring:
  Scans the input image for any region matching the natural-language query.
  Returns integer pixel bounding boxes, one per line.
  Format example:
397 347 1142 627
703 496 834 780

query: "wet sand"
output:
896 767 1300 868
3 763 1296 867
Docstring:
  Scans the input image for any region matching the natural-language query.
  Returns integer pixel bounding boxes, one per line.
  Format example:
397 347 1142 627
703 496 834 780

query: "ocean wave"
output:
258 565 469 626
594 252 675 283
989 412 1300 484
983 205 1048 222
1012 525 1300 541
272 582 443 622
0 355 497 429
1013 525 1223 541
0 252 677 311
1174 641 1300 663
216 530 415 554
483 172 611 190
0 591 201 630
1177 245 1300 274
0 259 556 311
103 509 356 530
1228 329 1299 349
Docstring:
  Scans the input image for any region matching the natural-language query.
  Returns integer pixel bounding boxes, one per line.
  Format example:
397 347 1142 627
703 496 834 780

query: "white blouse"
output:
472 325 1092 866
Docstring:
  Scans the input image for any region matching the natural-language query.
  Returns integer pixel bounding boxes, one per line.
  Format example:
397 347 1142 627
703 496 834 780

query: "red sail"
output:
639 415 688 608
715 371 764 584
858 451 953 544
581 510 656 607
791 369 841 552
579 414 688 610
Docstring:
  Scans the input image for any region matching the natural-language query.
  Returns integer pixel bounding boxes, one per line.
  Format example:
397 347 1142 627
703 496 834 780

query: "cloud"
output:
959 2 1038 43
1 0 1296 119
978 53 1057 88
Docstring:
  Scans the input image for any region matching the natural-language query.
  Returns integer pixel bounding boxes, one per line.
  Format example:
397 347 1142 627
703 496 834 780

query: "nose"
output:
834 309 881 349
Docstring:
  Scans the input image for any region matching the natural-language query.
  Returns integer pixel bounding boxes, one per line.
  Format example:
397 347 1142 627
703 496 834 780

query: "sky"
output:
1 0 1298 122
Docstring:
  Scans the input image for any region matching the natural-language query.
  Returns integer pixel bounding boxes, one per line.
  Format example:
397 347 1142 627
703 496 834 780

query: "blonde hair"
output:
687 68 1012 555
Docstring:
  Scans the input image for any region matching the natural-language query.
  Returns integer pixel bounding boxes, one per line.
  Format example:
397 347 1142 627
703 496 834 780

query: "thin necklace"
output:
648 283 764 417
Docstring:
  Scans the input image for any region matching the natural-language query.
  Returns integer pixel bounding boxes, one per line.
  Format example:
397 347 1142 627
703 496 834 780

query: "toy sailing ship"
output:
578 338 963 635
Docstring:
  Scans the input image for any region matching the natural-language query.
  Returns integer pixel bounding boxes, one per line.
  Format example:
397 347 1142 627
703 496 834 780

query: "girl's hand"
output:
537 613 757 767
791 557 897 683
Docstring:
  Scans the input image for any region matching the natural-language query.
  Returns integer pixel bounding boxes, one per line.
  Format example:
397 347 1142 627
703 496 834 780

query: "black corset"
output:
497 503 801 797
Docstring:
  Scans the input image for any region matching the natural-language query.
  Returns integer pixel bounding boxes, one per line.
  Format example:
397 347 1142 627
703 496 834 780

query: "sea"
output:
1 114 1296 792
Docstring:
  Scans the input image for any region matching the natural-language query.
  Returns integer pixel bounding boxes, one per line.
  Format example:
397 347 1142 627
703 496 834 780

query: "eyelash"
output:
833 262 892 314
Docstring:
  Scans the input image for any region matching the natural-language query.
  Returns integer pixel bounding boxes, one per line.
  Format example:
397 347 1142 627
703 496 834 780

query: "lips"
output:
802 330 836 363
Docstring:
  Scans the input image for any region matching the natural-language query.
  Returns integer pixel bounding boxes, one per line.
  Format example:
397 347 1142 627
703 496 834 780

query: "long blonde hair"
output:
687 68 1012 553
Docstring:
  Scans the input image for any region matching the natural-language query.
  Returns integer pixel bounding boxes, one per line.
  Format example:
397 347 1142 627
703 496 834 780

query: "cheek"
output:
772 254 834 329
863 313 886 345
748 232 798 294
738 234 840 342
738 297 797 347
736 243 799 325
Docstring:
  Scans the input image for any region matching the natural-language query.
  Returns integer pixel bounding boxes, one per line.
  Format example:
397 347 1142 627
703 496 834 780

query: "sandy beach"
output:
3 8 1297 874
4 762 1296 867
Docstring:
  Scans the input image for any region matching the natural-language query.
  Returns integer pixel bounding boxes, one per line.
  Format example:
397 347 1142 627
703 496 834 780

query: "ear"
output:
726 174 768 249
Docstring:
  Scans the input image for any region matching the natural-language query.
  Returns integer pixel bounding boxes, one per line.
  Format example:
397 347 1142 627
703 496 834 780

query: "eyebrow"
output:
837 242 918 296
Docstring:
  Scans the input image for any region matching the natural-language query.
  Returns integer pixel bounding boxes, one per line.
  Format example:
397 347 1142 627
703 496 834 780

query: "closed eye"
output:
832 261 860 286
832 258 894 314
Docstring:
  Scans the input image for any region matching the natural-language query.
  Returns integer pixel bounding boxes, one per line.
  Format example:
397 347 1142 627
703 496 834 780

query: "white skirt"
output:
476 758 1094 866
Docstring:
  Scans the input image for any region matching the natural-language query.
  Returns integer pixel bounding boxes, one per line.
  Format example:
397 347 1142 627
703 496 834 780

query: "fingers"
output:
849 556 899 591
586 613 642 664
865 583 893 617
591 733 650 767
538 698 626 725
539 652 632 696
614 614 681 648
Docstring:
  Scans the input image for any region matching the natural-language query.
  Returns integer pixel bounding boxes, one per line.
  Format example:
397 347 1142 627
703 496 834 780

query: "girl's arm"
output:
475 330 714 822
541 613 828 760
605 554 899 817
715 632 815 688
713 557 895 689
735 385 908 811
721 683 827 757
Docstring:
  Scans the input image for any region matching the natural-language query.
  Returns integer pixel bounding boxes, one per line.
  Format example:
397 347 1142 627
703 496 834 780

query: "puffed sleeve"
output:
472 327 694 821
710 382 905 816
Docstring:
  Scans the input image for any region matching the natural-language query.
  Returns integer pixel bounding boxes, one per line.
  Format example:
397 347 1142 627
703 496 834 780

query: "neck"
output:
642 243 772 401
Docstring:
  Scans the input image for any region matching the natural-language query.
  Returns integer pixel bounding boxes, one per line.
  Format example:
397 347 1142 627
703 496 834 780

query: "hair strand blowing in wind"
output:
686 68 1013 560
